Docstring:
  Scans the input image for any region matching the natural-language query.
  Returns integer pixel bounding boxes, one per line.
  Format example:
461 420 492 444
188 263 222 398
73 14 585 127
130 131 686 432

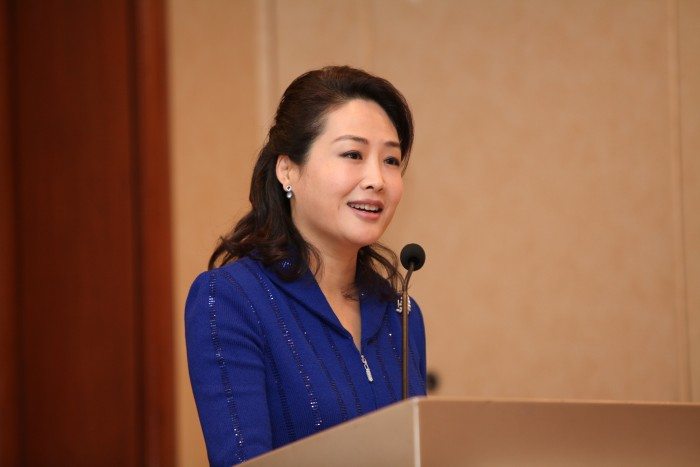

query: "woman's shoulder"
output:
191 256 262 285
184 256 276 336
186 256 267 305
184 258 269 361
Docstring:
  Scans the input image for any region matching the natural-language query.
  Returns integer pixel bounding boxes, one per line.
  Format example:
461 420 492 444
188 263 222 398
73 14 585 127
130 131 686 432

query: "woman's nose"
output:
360 157 384 191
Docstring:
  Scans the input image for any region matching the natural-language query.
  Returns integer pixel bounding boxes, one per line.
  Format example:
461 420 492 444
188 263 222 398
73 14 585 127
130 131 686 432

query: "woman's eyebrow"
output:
332 134 400 148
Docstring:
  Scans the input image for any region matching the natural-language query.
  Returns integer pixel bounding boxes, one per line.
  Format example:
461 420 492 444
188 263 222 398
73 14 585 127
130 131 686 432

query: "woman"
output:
185 66 426 466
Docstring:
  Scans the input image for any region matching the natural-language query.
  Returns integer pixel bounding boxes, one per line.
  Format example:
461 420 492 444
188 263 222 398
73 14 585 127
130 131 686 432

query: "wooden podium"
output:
240 397 700 466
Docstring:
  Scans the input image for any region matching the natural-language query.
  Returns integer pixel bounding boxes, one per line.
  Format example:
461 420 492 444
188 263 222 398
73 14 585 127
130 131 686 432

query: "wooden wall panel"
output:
13 1 139 464
0 0 19 464
5 1 174 465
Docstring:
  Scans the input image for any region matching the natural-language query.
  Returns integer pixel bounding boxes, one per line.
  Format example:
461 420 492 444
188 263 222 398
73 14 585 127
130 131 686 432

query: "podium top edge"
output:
416 396 700 408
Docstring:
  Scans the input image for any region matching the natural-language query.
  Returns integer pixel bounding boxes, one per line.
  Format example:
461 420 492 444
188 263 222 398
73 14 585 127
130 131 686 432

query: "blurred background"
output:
2 0 699 465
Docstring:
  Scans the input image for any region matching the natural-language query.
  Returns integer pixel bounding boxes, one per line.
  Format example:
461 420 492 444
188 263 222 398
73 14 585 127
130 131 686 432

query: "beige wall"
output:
168 1 261 464
168 1 700 465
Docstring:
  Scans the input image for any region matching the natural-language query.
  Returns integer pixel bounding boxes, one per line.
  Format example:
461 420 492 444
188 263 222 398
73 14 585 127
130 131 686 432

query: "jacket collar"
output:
260 259 389 346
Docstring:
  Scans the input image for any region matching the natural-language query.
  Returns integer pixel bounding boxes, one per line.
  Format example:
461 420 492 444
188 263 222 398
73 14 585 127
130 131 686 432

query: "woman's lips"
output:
347 201 383 219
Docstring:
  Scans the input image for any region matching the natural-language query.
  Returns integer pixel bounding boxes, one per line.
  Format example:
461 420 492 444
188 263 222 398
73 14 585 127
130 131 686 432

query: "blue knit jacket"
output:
185 256 427 466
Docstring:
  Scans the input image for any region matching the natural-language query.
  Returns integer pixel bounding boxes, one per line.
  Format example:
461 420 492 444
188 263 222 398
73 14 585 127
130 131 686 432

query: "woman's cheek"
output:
391 177 404 206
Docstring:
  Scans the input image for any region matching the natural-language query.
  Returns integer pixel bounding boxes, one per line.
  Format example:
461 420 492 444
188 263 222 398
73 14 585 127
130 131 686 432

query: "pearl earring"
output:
285 185 293 199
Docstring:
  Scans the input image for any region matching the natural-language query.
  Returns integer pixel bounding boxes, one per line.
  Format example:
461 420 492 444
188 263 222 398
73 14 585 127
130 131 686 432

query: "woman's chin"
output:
345 234 383 249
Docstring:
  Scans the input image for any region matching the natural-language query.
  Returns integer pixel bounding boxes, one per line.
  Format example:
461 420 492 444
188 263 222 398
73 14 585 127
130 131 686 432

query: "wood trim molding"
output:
131 1 176 465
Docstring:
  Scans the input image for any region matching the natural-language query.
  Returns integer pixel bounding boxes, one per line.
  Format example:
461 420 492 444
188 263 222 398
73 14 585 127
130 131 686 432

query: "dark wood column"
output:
1 1 174 465
132 1 175 465
0 0 19 465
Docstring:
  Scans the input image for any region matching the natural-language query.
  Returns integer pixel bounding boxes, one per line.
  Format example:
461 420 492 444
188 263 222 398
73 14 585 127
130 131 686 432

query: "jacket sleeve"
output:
185 269 272 466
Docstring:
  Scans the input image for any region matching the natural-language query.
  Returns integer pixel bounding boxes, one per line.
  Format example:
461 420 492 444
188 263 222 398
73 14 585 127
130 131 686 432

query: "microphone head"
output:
400 243 426 271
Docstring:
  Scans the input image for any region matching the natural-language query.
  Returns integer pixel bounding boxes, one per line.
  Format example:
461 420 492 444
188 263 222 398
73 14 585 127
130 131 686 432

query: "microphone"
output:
400 243 426 271
399 243 426 399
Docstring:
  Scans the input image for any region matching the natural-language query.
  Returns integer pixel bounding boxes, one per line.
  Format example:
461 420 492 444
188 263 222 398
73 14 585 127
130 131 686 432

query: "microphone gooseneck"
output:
399 243 426 399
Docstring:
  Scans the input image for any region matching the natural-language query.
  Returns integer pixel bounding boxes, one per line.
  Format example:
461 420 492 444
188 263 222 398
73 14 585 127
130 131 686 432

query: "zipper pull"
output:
360 354 374 382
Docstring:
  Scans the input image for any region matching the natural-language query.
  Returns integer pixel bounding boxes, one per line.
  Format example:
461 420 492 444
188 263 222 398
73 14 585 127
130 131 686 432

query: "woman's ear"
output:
275 154 295 186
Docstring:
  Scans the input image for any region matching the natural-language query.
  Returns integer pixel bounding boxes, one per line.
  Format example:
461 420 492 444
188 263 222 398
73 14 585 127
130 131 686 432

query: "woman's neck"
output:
312 245 358 300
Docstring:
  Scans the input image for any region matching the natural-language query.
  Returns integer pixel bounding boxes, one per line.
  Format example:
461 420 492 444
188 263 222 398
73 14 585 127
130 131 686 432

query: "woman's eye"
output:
385 156 401 166
342 151 362 160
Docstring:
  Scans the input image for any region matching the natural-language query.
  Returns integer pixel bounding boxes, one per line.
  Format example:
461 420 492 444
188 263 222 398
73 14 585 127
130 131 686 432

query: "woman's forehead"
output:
319 99 399 143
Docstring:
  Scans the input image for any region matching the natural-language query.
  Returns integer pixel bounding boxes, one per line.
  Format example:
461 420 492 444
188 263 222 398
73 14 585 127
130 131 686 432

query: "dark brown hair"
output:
209 66 414 299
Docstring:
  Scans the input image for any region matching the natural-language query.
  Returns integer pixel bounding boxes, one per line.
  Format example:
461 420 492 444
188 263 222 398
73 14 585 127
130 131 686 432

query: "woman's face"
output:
277 98 404 255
